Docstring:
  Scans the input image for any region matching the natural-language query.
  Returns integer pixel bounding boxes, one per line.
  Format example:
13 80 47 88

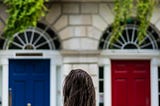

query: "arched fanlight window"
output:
99 19 160 49
1 23 61 50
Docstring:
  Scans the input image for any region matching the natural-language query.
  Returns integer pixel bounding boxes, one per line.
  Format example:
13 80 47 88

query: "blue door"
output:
9 59 50 106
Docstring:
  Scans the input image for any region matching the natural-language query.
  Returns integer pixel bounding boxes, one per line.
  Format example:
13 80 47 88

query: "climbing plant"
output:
136 0 155 44
110 0 133 43
111 0 155 45
3 0 48 39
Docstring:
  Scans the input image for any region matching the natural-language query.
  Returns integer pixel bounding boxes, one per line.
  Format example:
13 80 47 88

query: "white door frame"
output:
0 50 62 106
99 50 160 106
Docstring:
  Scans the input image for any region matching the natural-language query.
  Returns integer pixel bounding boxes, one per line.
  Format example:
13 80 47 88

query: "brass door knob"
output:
27 103 31 106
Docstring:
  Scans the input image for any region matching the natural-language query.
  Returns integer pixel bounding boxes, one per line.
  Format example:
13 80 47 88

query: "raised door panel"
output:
9 59 50 106
112 60 150 106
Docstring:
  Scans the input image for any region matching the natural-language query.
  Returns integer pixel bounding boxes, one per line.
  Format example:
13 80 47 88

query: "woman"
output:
63 69 96 106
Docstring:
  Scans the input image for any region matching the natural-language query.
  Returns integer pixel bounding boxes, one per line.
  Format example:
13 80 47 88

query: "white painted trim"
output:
0 50 62 106
2 61 9 106
100 50 160 106
0 49 160 106
151 58 159 106
100 50 160 59
50 64 56 106
56 65 63 106
104 61 111 106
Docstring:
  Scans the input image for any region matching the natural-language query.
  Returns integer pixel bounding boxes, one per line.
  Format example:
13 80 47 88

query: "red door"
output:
112 60 150 106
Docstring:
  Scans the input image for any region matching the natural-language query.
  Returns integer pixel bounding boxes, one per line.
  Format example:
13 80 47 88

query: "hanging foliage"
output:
137 0 155 44
3 0 48 39
111 0 155 45
110 0 133 44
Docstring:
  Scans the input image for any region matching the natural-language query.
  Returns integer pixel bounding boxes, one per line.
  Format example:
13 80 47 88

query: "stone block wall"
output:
0 2 160 105
44 2 114 50
43 2 160 50
0 4 7 35
1 2 160 50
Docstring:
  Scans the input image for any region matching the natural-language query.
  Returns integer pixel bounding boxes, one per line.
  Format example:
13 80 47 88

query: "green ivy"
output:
111 0 155 45
110 0 133 44
137 0 155 44
3 0 48 39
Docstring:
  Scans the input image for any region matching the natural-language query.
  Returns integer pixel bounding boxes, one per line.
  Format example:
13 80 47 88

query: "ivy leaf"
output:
137 0 155 44
3 0 48 40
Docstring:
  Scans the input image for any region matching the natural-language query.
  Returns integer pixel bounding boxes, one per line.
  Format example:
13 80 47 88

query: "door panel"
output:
9 59 50 106
14 81 26 106
112 60 150 106
33 81 45 106
114 79 128 106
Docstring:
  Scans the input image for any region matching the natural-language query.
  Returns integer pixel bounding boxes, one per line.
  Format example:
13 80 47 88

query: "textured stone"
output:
72 64 89 71
92 15 108 31
45 4 61 24
69 15 92 25
63 38 81 50
63 56 98 64
59 27 74 40
63 64 72 75
91 76 98 88
99 3 114 25
59 26 87 40
80 38 98 50
0 5 8 22
62 3 80 14
151 7 160 24
88 64 98 76
74 26 86 37
86 26 102 40
81 3 98 14
155 20 160 31
53 15 68 31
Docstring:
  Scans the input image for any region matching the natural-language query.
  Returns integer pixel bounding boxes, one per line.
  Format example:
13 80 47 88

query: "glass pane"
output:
35 37 46 46
19 33 26 44
14 36 24 45
99 66 104 79
26 31 32 43
99 103 104 106
37 44 50 50
159 82 160 93
158 67 160 78
99 94 104 103
0 39 4 49
159 95 160 106
99 81 104 92
9 43 21 49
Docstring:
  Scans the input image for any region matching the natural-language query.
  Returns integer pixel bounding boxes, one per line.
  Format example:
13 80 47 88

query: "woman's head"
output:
63 69 96 106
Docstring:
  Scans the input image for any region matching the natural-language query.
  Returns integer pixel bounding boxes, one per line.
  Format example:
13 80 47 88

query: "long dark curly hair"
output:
63 69 96 106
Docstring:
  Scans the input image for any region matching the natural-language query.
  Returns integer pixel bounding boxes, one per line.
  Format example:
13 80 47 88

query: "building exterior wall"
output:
1 2 160 50
0 1 160 106
44 2 113 50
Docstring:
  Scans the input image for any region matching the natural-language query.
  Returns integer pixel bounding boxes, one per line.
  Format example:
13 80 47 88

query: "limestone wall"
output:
0 2 160 50
43 2 114 50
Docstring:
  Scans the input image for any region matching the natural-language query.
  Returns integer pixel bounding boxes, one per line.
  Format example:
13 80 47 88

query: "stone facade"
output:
1 2 160 50
0 1 160 106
